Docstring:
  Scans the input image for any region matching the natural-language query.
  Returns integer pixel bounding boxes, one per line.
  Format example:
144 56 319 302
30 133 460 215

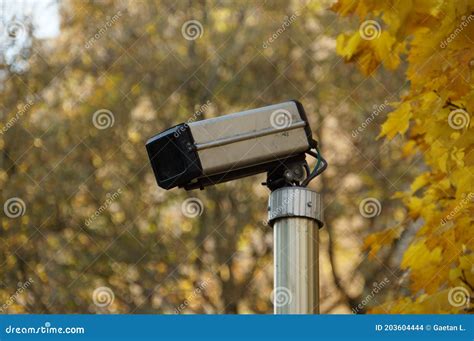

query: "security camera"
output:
146 100 326 191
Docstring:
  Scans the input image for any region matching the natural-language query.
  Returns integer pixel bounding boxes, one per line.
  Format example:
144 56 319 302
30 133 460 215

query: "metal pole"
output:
268 186 323 314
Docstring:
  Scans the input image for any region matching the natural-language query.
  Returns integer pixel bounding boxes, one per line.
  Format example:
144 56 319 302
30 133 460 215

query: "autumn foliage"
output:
1 0 471 314
334 0 473 313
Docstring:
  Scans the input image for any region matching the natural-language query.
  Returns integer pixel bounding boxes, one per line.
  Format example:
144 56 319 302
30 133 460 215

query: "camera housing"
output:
146 100 314 190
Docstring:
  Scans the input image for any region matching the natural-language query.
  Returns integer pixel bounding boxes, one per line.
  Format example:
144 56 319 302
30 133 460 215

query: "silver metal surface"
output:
268 186 323 227
189 101 310 175
269 187 321 314
194 121 306 151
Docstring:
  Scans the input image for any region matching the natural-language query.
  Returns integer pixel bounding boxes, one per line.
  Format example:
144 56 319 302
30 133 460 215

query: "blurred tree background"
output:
0 0 470 314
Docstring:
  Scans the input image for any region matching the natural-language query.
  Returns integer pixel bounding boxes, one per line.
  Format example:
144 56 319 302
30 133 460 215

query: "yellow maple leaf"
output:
363 226 403 259
410 172 431 193
379 101 412 139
